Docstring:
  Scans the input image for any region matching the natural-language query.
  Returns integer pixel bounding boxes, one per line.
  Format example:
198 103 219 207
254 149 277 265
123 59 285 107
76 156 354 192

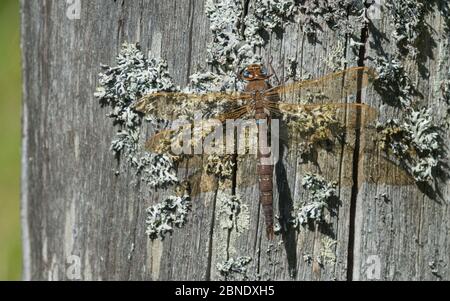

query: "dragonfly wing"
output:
264 66 377 103
359 149 416 186
144 103 254 161
272 102 379 130
268 101 415 187
269 102 378 168
264 102 379 150
159 154 259 198
133 91 252 121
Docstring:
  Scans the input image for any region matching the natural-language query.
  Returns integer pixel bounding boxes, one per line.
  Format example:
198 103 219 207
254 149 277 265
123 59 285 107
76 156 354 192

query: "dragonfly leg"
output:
268 57 281 87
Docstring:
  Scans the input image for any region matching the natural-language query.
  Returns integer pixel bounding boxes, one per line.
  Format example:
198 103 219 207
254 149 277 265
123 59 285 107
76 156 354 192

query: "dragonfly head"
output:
240 64 271 81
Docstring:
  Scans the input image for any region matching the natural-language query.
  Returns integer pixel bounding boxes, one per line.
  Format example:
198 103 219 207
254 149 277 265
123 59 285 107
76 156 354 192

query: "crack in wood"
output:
205 189 219 280
346 2 371 281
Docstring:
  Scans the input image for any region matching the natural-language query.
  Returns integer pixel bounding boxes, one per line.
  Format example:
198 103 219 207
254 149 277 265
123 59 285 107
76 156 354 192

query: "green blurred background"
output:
0 0 22 280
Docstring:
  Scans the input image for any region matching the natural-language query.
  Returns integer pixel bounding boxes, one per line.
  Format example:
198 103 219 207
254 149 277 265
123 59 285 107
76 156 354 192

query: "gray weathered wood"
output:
353 4 450 281
21 0 449 281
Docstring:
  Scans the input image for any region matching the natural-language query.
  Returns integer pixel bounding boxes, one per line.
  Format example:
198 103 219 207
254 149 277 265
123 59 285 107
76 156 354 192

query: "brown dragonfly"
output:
133 65 387 239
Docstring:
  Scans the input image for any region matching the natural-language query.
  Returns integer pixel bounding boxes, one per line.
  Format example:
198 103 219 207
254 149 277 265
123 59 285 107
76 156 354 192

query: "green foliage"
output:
0 0 21 280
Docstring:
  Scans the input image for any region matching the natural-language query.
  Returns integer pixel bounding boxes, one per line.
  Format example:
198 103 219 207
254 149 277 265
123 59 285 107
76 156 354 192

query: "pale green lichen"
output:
293 174 338 227
265 242 282 267
218 193 242 230
428 261 439 276
244 0 302 45
442 76 450 105
377 108 446 183
203 0 367 83
318 236 337 266
373 56 414 108
213 193 250 266
376 192 390 203
188 71 239 93
217 192 250 232
285 57 301 82
300 0 365 39
204 0 286 72
203 0 298 83
440 1 450 32
428 259 446 278
273 215 282 234
441 73 450 127
205 0 252 71
371 2 448 188
303 254 313 264
324 39 347 71
386 0 426 55
145 195 191 240
95 43 179 188
205 154 236 179
217 256 252 280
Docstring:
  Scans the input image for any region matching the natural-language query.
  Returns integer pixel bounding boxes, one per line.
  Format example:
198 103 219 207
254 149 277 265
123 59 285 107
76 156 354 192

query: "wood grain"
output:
21 0 449 280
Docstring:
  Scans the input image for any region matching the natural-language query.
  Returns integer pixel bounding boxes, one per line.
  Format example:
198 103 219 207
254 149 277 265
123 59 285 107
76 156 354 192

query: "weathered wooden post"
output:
21 0 449 281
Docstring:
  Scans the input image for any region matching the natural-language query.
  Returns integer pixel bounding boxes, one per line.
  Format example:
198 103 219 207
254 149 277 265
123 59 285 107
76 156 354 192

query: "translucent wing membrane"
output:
265 102 379 131
143 102 414 194
264 66 377 103
133 91 252 120
144 103 379 166
139 66 415 196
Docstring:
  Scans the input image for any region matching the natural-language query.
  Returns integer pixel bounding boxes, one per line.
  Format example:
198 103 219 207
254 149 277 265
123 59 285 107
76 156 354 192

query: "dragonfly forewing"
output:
133 91 253 121
264 66 377 103
143 102 380 161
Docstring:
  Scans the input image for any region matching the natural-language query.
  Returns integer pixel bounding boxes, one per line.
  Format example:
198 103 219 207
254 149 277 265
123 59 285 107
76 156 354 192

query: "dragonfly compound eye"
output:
261 67 268 76
243 70 252 79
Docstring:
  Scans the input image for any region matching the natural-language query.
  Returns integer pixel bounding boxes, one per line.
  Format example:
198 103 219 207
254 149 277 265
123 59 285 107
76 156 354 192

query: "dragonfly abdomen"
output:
258 163 274 239
256 108 275 240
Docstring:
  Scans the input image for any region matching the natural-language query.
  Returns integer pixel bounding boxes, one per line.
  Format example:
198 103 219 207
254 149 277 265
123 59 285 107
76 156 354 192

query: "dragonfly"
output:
133 64 391 239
